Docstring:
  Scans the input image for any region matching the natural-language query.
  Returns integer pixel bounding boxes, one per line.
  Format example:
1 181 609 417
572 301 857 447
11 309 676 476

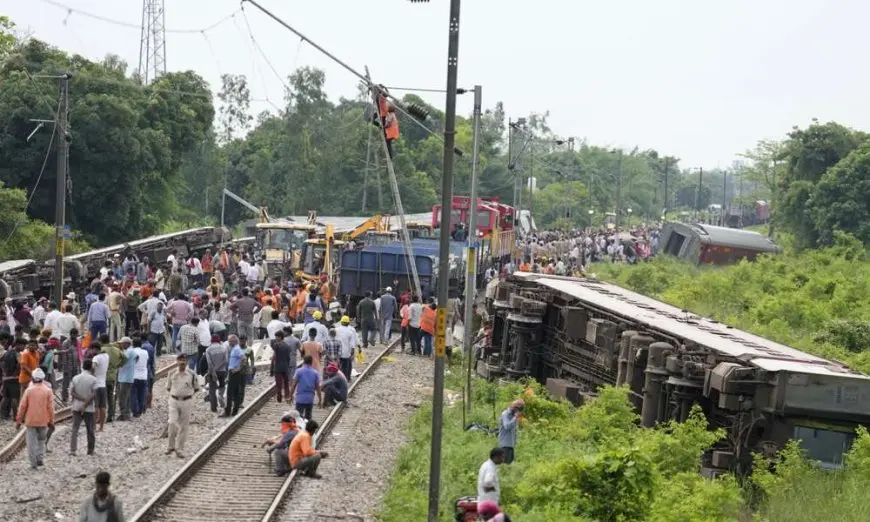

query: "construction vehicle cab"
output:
299 237 346 281
254 222 317 280
405 222 434 239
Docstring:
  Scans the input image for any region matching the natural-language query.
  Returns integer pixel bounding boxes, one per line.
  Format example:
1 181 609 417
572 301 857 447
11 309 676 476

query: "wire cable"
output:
240 7 291 94
38 0 239 34
4 118 58 243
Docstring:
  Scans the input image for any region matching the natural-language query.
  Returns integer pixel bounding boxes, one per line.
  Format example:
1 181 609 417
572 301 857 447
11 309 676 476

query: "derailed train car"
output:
481 273 870 475
1 227 231 299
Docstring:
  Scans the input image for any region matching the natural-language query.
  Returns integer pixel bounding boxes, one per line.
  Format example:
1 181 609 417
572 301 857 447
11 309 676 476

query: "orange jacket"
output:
18 350 39 385
377 94 388 119
385 112 399 140
421 306 436 335
400 305 410 328
289 431 317 467
16 382 54 427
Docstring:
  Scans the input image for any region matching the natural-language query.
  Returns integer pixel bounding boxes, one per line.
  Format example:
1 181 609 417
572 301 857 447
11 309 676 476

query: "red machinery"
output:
432 196 515 237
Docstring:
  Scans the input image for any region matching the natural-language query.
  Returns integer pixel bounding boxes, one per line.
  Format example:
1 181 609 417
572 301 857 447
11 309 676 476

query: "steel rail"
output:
130 337 398 522
0 361 176 463
261 337 398 521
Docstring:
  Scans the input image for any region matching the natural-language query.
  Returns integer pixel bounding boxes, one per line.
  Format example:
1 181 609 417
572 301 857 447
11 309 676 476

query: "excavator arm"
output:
341 214 391 241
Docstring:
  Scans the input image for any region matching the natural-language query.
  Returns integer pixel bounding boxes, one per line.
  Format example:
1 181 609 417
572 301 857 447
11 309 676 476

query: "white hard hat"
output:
385 286 392 292
32 368 45 382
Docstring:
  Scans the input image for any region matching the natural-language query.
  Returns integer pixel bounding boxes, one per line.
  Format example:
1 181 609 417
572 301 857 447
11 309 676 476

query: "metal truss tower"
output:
138 0 167 84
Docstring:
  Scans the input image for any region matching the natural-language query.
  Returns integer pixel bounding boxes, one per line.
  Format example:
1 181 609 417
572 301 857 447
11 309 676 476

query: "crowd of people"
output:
489 225 662 279
0 226 571 520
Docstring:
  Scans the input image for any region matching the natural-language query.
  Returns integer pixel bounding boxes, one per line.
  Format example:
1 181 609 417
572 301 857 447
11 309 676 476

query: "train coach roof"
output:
666 222 780 252
512 272 868 380
0 259 36 273
65 227 226 261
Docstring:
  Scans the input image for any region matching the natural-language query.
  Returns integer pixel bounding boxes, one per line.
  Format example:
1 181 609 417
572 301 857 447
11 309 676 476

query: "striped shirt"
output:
323 339 342 363
178 324 200 356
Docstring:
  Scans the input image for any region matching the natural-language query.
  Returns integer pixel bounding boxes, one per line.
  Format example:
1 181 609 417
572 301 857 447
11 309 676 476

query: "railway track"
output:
0 360 176 463
131 337 399 522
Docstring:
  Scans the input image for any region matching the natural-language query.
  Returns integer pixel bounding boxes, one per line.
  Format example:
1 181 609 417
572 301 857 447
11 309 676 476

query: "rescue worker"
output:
16 368 54 469
384 103 399 159
336 316 358 382
166 353 200 459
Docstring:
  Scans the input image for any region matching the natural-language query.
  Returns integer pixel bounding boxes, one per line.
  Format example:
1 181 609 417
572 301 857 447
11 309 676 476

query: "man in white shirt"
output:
266 310 291 341
477 448 505 504
43 302 62 332
188 256 203 285
131 340 150 417
92 346 110 432
335 316 358 382
55 304 81 340
32 298 47 327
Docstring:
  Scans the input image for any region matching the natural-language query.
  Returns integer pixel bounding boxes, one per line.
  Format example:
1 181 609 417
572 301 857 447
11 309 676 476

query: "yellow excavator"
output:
339 213 396 245
223 189 318 282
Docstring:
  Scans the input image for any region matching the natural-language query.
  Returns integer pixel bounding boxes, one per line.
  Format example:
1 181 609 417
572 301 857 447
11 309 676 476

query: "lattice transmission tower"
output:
138 0 167 84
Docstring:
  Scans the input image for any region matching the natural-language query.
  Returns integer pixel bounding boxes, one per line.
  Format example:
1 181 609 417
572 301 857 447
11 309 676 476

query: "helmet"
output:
340 315 351 324
313 311 323 319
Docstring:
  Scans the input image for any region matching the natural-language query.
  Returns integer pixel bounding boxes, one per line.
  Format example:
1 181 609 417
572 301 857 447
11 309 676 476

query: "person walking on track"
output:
16 368 54 469
166 353 200 459
69 359 98 456
289 355 321 421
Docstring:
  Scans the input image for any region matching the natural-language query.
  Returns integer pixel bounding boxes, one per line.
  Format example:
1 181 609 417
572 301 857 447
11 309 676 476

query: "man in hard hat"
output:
336 316 358 382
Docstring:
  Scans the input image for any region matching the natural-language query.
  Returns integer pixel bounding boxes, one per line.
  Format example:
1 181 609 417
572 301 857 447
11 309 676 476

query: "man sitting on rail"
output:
288 419 328 479
265 412 301 477
321 363 348 407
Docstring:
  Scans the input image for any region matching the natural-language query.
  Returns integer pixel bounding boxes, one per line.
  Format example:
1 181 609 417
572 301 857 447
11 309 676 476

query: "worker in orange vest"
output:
420 300 436 357
384 103 399 159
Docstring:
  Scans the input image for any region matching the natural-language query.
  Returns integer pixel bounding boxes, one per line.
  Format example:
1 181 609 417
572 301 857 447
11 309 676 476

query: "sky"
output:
5 0 870 169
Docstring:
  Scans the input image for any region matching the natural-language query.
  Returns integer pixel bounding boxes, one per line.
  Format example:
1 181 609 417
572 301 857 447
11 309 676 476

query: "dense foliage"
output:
380 374 741 521
596 233 870 374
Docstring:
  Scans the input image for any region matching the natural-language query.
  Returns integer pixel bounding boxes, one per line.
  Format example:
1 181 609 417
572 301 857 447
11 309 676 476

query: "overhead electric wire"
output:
240 8 291 94
241 0 462 155
38 0 239 34
4 107 59 243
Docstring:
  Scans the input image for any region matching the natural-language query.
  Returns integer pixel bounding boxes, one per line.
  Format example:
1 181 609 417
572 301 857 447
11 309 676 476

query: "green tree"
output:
810 142 870 245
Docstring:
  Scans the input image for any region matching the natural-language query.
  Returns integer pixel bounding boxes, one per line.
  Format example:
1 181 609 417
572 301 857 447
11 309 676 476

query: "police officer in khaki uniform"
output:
166 353 200 458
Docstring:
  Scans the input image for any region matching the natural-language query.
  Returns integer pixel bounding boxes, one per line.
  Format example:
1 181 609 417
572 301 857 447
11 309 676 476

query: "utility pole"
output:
695 167 703 221
615 150 622 229
464 85 481 418
769 159 777 238
662 157 669 214
722 170 727 227
54 73 71 304
528 139 534 219
362 122 373 212
508 118 515 209
429 0 462 518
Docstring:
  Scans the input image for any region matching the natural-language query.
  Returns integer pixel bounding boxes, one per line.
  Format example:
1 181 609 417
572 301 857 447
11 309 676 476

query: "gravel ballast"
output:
280 349 434 521
0 364 273 522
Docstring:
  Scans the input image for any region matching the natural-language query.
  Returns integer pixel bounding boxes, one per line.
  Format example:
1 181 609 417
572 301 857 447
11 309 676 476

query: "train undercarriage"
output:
480 273 870 475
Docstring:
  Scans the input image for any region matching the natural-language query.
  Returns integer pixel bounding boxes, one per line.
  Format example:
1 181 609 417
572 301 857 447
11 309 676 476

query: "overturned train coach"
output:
481 272 870 474
0 227 231 300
